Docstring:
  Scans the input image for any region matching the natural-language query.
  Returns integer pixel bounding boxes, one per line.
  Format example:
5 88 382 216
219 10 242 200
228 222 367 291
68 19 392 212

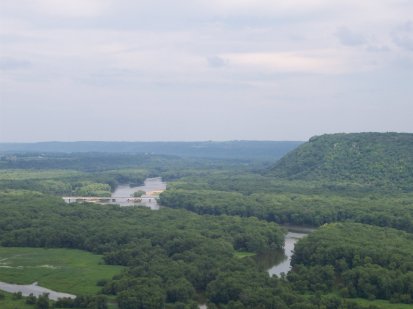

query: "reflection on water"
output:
111 177 167 209
0 281 75 301
64 177 166 210
256 248 287 270
256 231 309 277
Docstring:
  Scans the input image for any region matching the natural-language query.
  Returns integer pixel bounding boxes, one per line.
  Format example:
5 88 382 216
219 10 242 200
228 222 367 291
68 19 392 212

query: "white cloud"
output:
222 50 379 74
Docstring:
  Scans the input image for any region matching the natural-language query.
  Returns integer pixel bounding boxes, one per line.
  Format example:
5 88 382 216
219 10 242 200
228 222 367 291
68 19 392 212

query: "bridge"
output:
62 196 157 203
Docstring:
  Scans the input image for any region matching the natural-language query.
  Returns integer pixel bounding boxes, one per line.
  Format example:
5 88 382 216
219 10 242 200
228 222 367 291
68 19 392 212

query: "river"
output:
266 231 308 276
63 177 167 209
0 281 75 301
256 227 312 277
198 228 311 309
111 177 167 209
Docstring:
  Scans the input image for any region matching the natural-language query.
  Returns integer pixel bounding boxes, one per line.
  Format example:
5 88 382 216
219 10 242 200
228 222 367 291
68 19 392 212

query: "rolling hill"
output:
270 132 413 188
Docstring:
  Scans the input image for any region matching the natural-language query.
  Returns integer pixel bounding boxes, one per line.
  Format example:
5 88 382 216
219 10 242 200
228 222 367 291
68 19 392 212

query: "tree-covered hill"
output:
270 132 413 189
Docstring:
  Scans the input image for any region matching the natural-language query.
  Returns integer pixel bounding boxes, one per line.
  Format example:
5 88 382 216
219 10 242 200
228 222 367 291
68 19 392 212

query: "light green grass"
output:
0 247 124 295
0 169 83 180
234 251 256 259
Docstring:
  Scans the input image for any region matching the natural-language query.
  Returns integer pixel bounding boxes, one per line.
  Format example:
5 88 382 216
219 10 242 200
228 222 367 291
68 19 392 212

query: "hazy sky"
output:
0 0 412 142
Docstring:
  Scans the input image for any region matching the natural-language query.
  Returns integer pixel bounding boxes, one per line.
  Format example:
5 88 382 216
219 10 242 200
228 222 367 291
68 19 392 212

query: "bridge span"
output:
62 196 157 204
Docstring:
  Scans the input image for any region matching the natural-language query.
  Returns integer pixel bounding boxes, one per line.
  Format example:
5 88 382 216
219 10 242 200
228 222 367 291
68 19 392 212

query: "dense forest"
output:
0 133 412 308
160 189 413 232
290 223 413 304
0 190 285 308
0 191 389 309
270 133 413 191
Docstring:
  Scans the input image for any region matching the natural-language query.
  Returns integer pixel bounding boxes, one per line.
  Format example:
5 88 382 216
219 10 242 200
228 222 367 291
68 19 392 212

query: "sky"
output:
0 0 412 142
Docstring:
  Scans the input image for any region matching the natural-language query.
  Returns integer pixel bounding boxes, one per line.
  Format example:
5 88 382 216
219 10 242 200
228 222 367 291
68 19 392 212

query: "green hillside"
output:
270 132 413 189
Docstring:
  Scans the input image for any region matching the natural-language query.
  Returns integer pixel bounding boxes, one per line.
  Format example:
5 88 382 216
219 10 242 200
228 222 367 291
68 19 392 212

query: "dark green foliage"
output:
160 189 413 233
36 293 49 309
0 191 380 308
290 223 413 303
132 190 145 197
270 133 413 191
0 190 284 308
25 294 37 305
54 295 107 308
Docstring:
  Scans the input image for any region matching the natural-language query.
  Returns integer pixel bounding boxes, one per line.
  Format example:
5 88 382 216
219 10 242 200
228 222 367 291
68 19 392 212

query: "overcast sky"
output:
0 0 412 142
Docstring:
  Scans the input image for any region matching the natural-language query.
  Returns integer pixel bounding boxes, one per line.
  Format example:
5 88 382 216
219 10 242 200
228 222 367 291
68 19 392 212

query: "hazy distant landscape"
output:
0 141 302 160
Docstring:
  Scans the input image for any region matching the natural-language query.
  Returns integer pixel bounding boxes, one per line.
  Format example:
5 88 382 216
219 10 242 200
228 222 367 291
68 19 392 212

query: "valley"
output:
0 133 412 308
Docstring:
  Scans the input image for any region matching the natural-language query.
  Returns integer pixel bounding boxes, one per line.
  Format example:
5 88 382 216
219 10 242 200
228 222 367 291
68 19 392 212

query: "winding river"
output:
0 281 75 301
257 227 313 277
267 231 308 276
6 180 310 303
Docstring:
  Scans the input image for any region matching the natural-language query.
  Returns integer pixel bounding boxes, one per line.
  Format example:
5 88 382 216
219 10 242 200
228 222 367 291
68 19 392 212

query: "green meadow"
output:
0 247 124 295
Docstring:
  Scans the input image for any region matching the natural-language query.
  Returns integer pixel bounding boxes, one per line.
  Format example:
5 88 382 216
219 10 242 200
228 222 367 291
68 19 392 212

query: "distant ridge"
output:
0 141 303 160
270 132 413 187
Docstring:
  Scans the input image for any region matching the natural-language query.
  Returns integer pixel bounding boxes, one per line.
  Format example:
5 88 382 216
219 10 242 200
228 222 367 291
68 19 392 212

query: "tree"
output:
36 293 49 309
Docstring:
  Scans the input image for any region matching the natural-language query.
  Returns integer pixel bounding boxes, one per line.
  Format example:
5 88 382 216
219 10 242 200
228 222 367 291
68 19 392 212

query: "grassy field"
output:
0 169 84 181
234 251 256 259
0 247 124 295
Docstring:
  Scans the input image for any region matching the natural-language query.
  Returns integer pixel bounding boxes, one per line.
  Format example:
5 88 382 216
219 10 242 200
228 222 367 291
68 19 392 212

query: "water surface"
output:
111 177 166 209
64 177 166 210
0 281 75 300
266 232 308 276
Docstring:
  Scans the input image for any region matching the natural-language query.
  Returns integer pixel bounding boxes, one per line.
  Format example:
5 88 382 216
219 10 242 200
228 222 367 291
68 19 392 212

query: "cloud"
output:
366 45 390 53
223 51 353 74
0 0 111 19
335 27 367 46
392 21 413 51
198 0 333 15
0 0 412 141
0 57 31 70
207 56 228 68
